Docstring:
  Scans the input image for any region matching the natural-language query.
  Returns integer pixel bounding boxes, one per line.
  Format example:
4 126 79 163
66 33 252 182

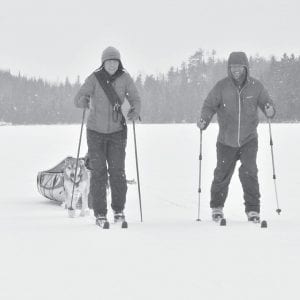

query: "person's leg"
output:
107 130 127 214
86 129 108 217
239 138 260 213
210 142 239 208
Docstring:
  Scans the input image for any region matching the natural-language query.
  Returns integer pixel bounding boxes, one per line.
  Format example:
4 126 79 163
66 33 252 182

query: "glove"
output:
265 103 275 118
127 108 139 121
79 95 90 108
197 118 207 130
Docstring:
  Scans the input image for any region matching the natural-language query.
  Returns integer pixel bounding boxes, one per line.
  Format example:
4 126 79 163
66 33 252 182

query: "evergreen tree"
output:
1 50 300 124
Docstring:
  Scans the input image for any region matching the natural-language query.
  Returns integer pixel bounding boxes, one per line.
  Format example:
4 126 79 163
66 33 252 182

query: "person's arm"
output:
74 74 95 108
125 74 141 121
257 85 276 118
199 83 221 129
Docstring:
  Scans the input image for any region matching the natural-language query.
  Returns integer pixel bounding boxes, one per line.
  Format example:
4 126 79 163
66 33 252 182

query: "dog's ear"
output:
64 157 71 166
79 159 85 167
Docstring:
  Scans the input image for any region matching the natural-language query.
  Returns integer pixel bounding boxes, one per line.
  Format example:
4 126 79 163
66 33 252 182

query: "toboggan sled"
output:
37 157 74 203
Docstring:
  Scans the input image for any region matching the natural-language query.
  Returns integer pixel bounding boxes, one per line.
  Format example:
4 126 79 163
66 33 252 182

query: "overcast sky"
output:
1 0 299 83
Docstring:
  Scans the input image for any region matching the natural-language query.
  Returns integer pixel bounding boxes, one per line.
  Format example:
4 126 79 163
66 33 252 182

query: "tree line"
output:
0 50 299 124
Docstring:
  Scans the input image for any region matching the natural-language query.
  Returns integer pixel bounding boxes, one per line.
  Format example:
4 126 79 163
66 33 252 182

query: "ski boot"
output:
114 211 128 228
96 215 109 229
247 211 260 223
212 207 224 222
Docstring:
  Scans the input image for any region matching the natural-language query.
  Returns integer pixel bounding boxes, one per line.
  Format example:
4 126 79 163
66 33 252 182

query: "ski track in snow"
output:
0 123 299 300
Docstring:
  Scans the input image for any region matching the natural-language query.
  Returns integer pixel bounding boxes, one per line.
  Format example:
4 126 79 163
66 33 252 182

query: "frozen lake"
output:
0 123 299 300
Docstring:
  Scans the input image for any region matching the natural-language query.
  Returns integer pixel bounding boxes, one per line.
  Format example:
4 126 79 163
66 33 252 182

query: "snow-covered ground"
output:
0 123 299 300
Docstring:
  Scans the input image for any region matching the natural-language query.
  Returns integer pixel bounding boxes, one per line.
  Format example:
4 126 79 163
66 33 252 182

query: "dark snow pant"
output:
87 128 127 217
210 138 260 213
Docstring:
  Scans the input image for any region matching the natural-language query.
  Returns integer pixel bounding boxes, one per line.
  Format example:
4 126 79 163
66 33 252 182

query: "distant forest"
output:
1 50 300 124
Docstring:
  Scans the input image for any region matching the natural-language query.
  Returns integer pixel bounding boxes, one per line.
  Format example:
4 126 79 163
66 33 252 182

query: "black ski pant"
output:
87 128 127 217
210 138 260 213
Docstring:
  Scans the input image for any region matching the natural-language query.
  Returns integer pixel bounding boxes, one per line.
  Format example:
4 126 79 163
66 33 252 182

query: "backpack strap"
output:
94 69 126 128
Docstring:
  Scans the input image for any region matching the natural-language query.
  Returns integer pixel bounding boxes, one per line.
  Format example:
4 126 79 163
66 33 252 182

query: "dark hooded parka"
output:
201 52 275 147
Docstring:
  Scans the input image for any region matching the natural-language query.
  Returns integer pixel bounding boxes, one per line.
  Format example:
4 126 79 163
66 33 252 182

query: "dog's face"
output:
63 157 90 215
64 157 86 184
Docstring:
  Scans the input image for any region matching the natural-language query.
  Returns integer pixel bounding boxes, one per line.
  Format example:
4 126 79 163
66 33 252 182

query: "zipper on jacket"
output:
237 91 241 147
237 84 247 147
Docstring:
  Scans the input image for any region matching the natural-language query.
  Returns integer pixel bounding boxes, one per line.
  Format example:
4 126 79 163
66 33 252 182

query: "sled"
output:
37 157 69 202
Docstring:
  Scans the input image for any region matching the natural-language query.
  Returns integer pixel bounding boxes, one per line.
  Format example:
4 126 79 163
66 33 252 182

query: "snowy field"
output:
0 123 299 300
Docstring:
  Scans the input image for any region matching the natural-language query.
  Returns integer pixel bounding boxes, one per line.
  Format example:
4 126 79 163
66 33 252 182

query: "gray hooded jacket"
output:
74 70 141 134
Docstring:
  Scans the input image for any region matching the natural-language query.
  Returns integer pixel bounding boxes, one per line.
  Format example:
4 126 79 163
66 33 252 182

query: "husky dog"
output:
63 157 90 218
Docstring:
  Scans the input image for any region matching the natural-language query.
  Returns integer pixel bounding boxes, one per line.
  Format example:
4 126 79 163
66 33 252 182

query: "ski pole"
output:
70 107 87 210
196 129 203 221
267 117 281 214
133 120 143 222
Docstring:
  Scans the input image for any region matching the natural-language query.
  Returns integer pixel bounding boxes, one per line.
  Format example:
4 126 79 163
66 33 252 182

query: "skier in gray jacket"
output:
197 51 275 222
74 46 141 227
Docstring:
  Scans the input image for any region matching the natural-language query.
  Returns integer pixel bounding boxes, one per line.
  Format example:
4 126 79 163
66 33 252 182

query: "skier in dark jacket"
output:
197 51 275 222
74 46 141 227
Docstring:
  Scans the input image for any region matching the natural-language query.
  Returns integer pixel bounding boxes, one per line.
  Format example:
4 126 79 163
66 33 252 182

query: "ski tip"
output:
261 220 268 228
220 218 227 226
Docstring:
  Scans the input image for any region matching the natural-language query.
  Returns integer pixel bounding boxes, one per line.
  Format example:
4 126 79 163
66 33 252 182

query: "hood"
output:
227 51 249 80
